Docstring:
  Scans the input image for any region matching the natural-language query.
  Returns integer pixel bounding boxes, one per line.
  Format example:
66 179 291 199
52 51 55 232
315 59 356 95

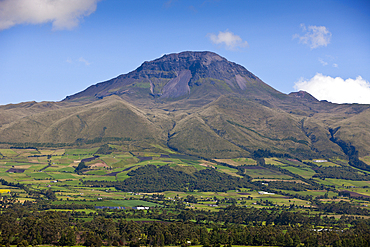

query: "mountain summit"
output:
1 51 369 160
65 51 280 105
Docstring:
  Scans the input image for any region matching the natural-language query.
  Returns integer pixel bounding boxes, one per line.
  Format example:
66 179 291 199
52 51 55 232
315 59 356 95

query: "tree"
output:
84 232 102 247
44 188 57 200
59 227 76 246
17 240 29 247
75 161 87 174
185 195 197 203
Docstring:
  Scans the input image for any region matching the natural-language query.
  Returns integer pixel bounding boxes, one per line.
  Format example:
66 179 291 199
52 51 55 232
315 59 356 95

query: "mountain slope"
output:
64 51 283 107
0 96 169 145
0 51 369 160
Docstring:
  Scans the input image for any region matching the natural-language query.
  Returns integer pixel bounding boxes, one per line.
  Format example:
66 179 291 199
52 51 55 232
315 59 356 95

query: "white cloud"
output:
78 57 91 66
318 58 328 66
294 73 370 104
333 63 338 68
293 24 331 49
208 30 248 50
0 0 100 31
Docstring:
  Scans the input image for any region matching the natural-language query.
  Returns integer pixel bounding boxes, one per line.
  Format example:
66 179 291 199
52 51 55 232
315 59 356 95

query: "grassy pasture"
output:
36 156 48 163
53 199 160 208
65 148 99 156
44 165 66 172
214 166 242 177
265 158 316 179
52 149 66 155
280 189 337 198
11 149 37 155
101 157 119 166
132 151 161 157
360 156 370 165
158 189 309 208
2 145 370 214
48 172 78 180
280 166 316 179
256 196 308 207
38 149 54 155
26 172 53 180
348 187 370 197
264 158 285 166
314 161 341 167
110 157 139 167
215 158 256 166
301 159 342 167
233 157 257 165
85 170 108 176
53 157 74 163
116 173 129 181
58 166 75 172
314 178 370 188
46 208 96 214
27 157 40 163
243 166 291 179
83 176 117 182
0 149 21 156
150 144 177 154
3 162 33 167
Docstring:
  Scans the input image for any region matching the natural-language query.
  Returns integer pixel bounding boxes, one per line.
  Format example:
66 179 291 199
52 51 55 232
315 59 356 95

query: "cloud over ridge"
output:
293 24 331 49
208 30 248 50
0 0 100 31
294 73 370 104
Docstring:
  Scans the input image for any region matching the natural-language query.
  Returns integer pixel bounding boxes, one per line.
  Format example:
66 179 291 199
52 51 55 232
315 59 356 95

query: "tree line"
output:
1 203 370 247
83 165 254 193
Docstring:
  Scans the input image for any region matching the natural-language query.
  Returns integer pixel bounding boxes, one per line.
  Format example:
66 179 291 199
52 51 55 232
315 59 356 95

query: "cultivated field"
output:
1 145 370 214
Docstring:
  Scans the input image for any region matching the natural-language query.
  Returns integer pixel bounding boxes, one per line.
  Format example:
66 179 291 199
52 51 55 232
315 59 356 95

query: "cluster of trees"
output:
0 137 132 149
74 161 87 174
84 165 252 193
74 137 133 145
0 179 58 202
1 204 370 247
329 128 370 172
252 149 292 159
95 144 117 155
315 201 370 216
251 161 322 189
266 181 314 191
312 166 370 181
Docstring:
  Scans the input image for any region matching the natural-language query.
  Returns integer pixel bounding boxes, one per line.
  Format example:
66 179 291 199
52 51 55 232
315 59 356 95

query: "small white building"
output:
258 191 275 195
314 160 328 163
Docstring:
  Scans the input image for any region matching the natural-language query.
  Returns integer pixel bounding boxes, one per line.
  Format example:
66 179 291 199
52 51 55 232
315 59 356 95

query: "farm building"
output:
6 168 25 173
258 191 275 195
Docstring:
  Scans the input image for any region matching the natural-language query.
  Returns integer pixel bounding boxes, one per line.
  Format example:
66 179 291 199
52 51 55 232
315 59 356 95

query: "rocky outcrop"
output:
64 51 273 102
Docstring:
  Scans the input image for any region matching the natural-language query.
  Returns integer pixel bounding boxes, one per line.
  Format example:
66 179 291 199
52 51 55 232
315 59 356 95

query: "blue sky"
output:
0 0 369 105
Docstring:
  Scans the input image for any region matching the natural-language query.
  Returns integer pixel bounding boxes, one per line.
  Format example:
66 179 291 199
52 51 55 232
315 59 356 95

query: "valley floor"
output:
1 144 370 246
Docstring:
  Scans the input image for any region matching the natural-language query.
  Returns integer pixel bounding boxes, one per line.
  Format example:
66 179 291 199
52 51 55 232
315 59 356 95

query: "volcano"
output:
1 51 369 160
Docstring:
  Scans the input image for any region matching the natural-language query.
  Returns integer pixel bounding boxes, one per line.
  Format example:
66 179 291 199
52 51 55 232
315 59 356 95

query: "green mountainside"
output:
0 51 369 161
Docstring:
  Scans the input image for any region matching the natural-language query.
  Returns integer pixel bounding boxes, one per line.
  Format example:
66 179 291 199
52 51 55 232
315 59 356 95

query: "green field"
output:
0 149 18 156
243 166 292 179
314 178 370 188
65 148 99 156
280 166 316 179
53 199 160 208
1 145 370 214
1 145 370 247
